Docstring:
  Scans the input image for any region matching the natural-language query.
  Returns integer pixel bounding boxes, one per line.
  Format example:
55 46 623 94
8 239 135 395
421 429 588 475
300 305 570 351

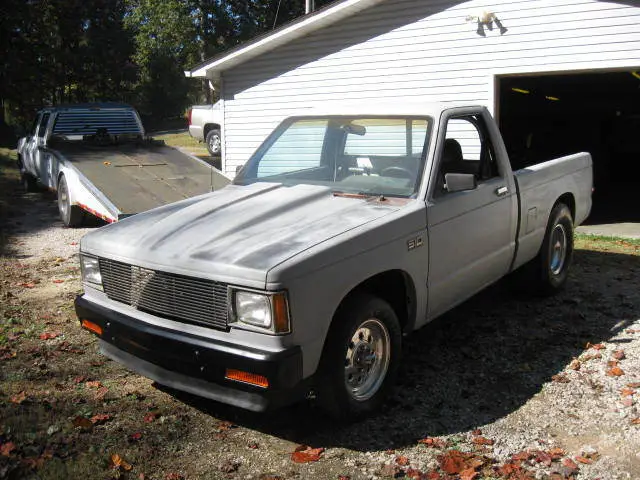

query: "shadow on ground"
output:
161 247 639 452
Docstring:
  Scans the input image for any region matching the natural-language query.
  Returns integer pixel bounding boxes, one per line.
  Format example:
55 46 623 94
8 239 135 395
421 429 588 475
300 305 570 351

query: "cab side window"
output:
37 113 51 139
436 115 499 194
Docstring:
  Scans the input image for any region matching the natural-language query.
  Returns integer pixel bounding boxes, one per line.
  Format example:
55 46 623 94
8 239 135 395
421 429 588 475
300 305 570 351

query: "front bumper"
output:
75 295 305 412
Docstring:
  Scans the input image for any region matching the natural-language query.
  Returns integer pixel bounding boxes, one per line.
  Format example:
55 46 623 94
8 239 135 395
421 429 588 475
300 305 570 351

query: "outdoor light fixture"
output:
467 10 508 36
512 88 530 94
631 71 640 81
546 96 560 101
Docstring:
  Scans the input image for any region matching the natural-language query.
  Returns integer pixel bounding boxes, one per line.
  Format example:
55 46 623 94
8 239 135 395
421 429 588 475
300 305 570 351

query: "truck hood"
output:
82 182 402 286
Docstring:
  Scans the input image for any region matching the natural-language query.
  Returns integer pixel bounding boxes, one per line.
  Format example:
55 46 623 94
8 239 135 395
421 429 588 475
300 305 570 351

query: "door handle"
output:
495 186 508 196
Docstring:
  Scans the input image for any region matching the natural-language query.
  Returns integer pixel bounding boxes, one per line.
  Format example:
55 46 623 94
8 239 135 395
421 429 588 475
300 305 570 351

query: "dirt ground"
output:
1 148 639 480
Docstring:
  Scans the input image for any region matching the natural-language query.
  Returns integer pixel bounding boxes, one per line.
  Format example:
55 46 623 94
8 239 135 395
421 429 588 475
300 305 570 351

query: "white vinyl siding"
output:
220 0 640 176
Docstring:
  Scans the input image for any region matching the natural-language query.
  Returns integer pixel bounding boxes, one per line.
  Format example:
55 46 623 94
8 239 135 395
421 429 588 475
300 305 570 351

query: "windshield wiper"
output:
333 191 388 201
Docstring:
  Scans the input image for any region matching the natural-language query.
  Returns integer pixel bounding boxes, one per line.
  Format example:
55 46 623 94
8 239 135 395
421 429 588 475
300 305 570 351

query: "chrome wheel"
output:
549 223 567 275
58 177 69 222
344 318 391 402
207 133 221 155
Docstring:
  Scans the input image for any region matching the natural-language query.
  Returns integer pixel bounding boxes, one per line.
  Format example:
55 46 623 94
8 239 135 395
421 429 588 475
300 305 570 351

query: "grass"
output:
575 232 640 255
154 131 208 152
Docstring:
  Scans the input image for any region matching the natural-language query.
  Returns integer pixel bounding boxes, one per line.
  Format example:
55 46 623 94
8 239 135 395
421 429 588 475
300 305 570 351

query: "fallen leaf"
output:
418 437 447 448
586 343 605 350
258 475 283 480
512 451 534 462
612 350 626 360
562 458 579 472
1 442 16 456
73 375 87 384
70 242 78 246
534 450 552 466
405 468 422 479
39 332 60 340
338 475 351 480
52 279 64 284
11 391 27 404
607 360 619 368
627 382 640 388
471 429 482 435
217 420 235 431
72 416 93 431
19 282 36 288
631 418 640 425
247 441 259 449
85 380 101 388
144 411 160 423
130 432 143 441
621 397 634 407
548 448 565 458
111 453 132 471
472 436 494 446
395 455 410 466
438 450 467 474
95 386 109 400
165 474 184 480
291 445 324 463
621 388 636 397
552 374 570 383
607 366 624 377
568 359 581 371
575 456 593 464
90 414 111 425
459 468 479 480
219 460 240 473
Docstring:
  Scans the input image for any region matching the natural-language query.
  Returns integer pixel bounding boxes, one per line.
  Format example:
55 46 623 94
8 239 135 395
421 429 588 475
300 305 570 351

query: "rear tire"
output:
205 129 221 156
530 202 574 295
57 174 85 228
316 294 401 419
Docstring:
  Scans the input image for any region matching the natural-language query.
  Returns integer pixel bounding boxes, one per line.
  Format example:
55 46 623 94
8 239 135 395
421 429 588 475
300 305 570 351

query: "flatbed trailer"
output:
16 103 229 226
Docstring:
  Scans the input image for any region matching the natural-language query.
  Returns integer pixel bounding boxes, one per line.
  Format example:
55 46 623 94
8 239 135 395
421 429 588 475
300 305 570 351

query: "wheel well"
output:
337 270 416 333
555 193 575 220
203 124 221 137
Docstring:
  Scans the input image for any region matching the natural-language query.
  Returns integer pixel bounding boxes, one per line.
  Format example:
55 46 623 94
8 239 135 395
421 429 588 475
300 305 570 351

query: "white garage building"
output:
186 0 640 220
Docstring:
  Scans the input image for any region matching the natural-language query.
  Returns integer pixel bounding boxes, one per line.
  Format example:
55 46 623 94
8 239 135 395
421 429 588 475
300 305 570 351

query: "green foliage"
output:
0 0 336 129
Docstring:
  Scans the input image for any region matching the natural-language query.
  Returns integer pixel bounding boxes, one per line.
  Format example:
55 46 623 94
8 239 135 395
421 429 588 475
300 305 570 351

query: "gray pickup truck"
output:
75 103 592 418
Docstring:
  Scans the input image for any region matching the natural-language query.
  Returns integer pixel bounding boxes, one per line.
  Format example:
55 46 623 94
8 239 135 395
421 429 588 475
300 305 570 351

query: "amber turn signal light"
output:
225 369 269 388
81 319 103 336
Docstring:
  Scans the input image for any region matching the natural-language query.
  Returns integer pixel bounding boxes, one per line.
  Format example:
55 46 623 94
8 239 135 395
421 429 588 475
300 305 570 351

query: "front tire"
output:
317 294 401 419
205 129 221 156
57 174 85 228
534 202 574 295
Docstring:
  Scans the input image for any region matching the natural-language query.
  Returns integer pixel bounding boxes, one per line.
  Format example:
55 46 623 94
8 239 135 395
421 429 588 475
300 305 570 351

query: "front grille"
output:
99 258 229 330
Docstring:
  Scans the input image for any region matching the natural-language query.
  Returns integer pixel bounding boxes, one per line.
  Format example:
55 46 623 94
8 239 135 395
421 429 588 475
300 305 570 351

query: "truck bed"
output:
53 141 229 217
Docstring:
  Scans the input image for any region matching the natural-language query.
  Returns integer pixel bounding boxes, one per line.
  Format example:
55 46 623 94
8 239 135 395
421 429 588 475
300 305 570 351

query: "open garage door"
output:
498 69 640 226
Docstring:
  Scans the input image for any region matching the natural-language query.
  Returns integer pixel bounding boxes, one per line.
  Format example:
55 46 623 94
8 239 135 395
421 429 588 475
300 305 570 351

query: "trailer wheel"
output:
316 294 401 419
205 129 221 156
21 173 39 193
57 174 85 228
531 202 574 295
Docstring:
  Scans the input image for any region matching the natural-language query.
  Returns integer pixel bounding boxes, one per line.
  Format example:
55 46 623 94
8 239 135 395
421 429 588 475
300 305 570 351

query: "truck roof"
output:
303 101 485 117
38 102 136 113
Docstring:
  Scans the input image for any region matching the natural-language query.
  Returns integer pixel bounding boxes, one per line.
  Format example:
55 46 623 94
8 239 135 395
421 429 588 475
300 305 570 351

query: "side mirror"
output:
445 173 477 193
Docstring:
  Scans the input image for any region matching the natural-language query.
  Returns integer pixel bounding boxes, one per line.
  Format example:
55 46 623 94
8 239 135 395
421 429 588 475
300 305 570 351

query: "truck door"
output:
426 109 517 318
23 114 41 175
33 112 51 184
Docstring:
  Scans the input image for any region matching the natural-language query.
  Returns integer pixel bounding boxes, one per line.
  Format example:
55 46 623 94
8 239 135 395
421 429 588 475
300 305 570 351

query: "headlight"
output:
80 254 103 290
232 290 290 334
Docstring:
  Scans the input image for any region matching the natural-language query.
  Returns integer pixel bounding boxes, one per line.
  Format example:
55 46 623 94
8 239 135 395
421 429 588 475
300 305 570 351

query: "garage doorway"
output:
497 69 640 225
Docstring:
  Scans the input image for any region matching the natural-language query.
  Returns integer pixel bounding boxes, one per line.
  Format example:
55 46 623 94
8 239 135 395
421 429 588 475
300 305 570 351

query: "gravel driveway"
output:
1 152 639 480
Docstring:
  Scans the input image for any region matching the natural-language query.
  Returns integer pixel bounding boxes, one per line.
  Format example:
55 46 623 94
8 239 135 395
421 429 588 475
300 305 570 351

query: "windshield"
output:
234 116 432 198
